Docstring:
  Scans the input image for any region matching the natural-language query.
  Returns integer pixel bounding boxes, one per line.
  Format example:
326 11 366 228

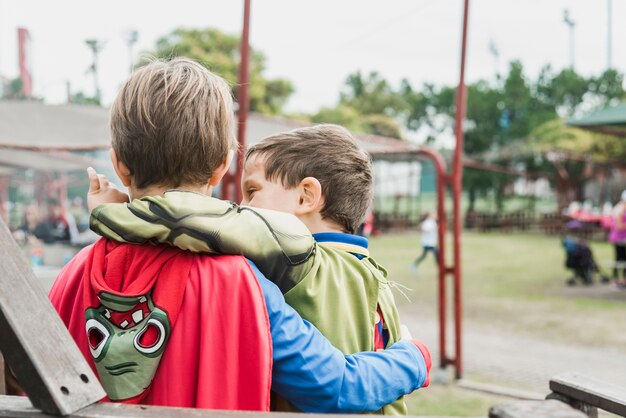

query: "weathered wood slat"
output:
488 399 587 418
0 352 6 395
0 396 456 418
550 372 626 417
0 219 105 416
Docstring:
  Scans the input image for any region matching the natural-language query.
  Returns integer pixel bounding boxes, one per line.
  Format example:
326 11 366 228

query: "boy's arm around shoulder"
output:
90 191 316 293
248 261 431 413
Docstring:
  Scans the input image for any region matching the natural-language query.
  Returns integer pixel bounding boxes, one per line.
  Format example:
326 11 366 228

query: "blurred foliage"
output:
529 119 626 160
142 27 294 115
71 91 101 106
1 77 26 100
312 71 405 138
394 61 625 210
140 27 625 208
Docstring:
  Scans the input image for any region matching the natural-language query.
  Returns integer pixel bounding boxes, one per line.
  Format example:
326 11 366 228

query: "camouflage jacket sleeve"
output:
90 190 316 293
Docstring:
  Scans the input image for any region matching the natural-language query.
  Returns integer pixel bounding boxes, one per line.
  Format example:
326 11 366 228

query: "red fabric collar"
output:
83 239 192 324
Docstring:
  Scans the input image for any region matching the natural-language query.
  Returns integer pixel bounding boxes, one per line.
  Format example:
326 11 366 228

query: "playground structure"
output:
3 0 626 417
220 0 469 380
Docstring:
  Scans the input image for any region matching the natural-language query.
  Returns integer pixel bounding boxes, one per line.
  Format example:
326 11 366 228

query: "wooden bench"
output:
547 372 626 417
489 372 626 418
0 217 105 415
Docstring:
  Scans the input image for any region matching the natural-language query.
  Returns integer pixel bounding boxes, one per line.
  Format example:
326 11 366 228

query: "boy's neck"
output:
129 184 212 200
298 213 345 235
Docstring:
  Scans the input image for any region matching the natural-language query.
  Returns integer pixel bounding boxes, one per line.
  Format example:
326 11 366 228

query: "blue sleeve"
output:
247 261 428 413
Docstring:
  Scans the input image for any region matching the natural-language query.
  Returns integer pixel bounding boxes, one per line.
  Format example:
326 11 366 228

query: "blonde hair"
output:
110 57 237 189
245 124 373 234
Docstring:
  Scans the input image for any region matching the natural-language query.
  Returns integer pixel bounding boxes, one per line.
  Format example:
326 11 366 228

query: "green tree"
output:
587 69 626 106
143 28 294 115
311 104 363 132
2 77 25 100
535 65 588 116
311 105 403 138
361 114 403 138
71 91 100 106
398 61 625 211
330 71 405 138
340 71 406 116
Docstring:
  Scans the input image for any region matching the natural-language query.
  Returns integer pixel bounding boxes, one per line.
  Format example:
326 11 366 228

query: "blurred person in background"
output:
608 190 626 287
412 211 438 273
12 203 44 245
34 198 71 244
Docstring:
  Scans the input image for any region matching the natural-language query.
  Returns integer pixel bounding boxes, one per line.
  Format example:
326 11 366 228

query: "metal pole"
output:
452 0 469 379
570 24 575 70
85 39 105 104
66 81 72 104
234 0 251 204
563 10 575 70
606 0 613 69
489 39 499 79
413 149 448 370
126 30 139 75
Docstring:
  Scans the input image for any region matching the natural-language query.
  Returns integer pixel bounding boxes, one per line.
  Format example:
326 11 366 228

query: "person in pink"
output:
609 190 626 287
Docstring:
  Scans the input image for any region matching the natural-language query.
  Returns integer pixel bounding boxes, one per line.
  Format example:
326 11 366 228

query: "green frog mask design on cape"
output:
85 291 171 401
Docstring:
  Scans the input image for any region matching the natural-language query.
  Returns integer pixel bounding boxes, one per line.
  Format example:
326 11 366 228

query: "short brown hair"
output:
110 57 237 189
245 124 372 234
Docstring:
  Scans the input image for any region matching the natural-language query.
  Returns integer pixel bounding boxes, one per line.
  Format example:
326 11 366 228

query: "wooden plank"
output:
550 372 626 417
489 399 587 418
0 352 5 395
0 219 105 415
457 379 544 400
546 392 597 418
0 396 458 418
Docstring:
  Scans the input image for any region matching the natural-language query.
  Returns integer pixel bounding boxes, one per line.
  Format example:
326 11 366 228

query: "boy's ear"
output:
209 149 235 186
295 177 323 216
110 149 132 187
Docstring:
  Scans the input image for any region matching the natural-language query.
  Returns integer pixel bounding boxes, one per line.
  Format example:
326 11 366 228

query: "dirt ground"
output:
399 283 626 395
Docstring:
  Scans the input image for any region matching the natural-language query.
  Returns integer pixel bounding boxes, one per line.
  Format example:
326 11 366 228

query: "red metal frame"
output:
226 0 469 379
234 0 251 204
221 0 251 203
451 0 469 379
413 149 449 368
416 145 462 378
416 0 469 380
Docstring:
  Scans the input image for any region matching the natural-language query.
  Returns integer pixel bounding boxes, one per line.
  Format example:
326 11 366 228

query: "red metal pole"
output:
452 0 470 379
437 176 447 369
234 0 251 204
415 148 448 368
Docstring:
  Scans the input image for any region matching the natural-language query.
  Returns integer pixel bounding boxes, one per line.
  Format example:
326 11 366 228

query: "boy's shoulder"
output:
90 191 316 294
313 232 389 279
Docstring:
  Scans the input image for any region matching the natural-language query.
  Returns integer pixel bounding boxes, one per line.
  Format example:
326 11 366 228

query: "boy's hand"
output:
400 324 432 388
87 167 130 213
400 324 413 340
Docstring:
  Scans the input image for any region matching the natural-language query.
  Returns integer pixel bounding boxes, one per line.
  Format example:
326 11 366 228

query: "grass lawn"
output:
368 231 626 416
402 384 510 418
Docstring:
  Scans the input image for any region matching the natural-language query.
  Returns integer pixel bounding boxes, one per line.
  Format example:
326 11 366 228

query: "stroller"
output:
562 235 610 286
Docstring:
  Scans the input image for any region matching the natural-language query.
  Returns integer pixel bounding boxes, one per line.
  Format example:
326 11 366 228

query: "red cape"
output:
49 239 272 410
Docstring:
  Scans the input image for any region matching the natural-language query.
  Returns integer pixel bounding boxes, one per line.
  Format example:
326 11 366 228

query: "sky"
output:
0 0 624 114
